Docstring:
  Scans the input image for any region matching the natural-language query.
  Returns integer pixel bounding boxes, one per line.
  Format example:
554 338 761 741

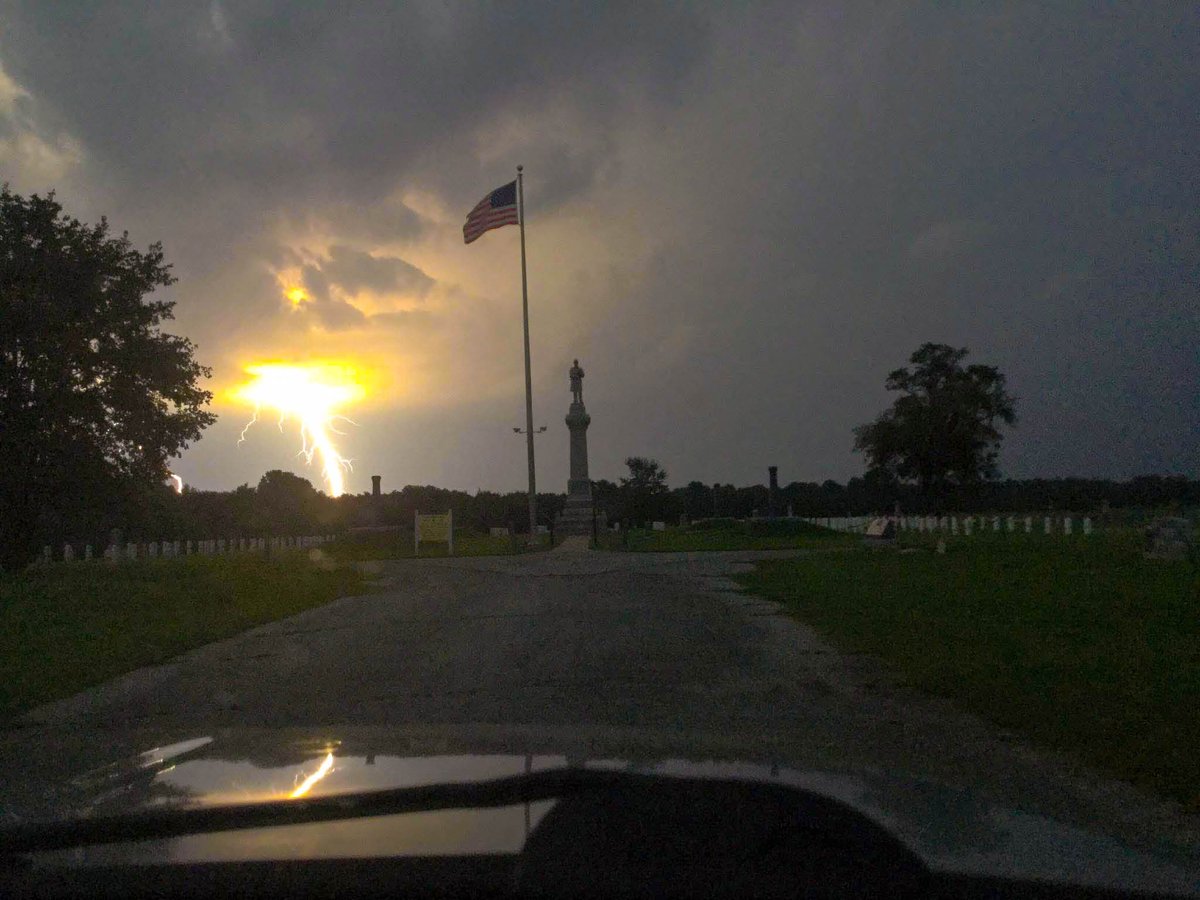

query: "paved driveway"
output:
6 547 1198 856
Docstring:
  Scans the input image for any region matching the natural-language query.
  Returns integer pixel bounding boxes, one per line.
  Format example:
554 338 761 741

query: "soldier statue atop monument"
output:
569 358 584 404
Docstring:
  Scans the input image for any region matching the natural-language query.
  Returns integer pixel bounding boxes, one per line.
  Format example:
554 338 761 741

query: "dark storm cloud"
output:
0 2 707 205
292 245 432 331
579 5 1200 482
324 245 432 298
302 245 433 303
1 3 1196 491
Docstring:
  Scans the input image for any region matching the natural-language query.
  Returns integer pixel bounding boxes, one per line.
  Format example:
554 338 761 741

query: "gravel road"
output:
7 545 1198 858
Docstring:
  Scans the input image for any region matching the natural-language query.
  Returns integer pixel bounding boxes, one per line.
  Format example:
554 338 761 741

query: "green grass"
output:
323 531 537 561
605 520 858 552
736 530 1200 805
0 553 366 718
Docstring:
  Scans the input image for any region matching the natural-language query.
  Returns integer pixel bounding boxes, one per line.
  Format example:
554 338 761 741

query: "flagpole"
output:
517 165 538 541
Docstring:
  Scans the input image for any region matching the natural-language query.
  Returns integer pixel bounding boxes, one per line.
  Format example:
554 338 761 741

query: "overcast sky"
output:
3 3 1197 494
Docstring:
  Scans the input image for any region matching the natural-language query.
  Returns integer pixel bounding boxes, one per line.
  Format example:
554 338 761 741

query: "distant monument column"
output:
556 359 602 536
768 466 779 518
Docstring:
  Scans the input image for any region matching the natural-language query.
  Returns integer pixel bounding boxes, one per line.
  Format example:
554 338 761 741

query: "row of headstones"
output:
898 515 1093 536
801 517 875 533
799 515 1094 536
40 534 335 564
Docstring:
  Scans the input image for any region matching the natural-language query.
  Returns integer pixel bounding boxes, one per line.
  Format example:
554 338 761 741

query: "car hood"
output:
3 727 1198 895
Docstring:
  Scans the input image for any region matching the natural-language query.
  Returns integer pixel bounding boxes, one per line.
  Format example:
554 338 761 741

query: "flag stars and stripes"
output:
463 180 519 244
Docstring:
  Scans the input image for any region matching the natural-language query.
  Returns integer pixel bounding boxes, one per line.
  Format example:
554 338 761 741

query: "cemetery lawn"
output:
0 553 366 719
613 521 859 552
324 532 529 561
736 531 1200 806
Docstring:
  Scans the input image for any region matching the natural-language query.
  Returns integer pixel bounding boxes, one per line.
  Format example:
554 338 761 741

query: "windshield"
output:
0 3 1197 891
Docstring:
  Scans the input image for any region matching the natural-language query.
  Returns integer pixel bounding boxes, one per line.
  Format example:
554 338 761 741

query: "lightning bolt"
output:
232 363 365 497
289 753 335 799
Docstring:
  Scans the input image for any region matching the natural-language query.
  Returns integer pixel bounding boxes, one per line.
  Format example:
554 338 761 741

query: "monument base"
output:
556 491 601 537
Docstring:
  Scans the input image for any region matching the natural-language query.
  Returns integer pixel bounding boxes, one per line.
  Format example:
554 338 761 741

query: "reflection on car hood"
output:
4 729 1198 895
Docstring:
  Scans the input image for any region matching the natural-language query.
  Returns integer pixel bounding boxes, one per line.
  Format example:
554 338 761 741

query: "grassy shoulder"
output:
735 530 1200 806
603 519 858 552
0 552 366 718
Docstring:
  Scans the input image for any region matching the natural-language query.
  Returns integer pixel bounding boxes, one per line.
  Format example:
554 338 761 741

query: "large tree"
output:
254 470 323 534
0 188 215 569
620 456 669 526
853 343 1016 500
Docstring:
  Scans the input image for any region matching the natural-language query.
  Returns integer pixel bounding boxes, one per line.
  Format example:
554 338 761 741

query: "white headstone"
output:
42 546 52 563
1024 517 1032 533
992 516 1000 532
964 517 973 536
950 517 959 535
84 545 93 560
1063 517 1072 535
62 544 74 562
1083 517 1092 535
1044 516 1051 534
651 521 666 531
1006 516 1015 532
126 542 137 559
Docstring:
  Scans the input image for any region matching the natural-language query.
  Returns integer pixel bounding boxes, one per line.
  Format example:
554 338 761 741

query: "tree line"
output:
107 467 1198 545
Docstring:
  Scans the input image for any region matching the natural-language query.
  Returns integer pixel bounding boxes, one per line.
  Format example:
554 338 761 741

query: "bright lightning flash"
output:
232 363 366 497
289 753 335 799
167 473 184 494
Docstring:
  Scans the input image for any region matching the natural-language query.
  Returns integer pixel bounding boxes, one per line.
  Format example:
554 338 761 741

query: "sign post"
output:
414 510 454 556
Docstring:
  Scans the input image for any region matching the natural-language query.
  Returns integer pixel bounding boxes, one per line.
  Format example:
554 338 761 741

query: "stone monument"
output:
555 359 603 536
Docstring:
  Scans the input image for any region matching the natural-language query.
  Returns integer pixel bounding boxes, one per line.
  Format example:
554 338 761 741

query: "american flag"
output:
463 180 519 244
